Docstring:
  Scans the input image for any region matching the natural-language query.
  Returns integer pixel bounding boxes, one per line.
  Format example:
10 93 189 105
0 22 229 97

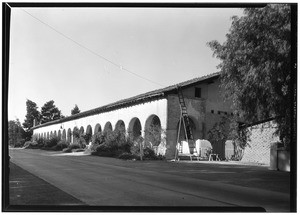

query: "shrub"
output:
44 136 60 148
92 132 105 145
72 148 85 152
91 143 117 157
62 143 81 153
143 147 156 160
68 143 81 150
62 147 72 153
36 138 46 147
51 140 69 151
14 140 25 148
24 141 39 149
118 152 139 160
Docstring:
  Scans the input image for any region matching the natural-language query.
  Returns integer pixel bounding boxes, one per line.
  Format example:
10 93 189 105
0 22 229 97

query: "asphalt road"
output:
9 148 290 212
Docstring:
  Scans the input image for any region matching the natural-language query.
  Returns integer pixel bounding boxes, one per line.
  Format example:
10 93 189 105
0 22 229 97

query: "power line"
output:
20 8 165 88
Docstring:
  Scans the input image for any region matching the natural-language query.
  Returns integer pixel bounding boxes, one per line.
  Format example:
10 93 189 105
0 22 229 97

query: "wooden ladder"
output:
175 86 199 161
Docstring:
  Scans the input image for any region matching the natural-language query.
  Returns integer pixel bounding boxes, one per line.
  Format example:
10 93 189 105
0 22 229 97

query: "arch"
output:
58 130 61 140
79 126 85 135
54 130 57 138
144 115 162 147
115 120 126 142
44 132 46 139
85 125 93 143
115 120 125 132
86 125 92 135
103 121 112 132
128 117 142 141
47 132 50 139
67 128 72 143
73 127 79 144
62 129 66 141
50 131 53 138
94 123 102 135
177 116 196 142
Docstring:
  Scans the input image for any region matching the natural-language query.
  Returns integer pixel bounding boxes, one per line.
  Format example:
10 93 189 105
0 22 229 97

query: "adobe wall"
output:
241 121 279 165
165 94 205 159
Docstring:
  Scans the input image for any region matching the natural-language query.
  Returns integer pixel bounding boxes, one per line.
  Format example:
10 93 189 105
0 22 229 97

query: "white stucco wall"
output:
34 98 168 143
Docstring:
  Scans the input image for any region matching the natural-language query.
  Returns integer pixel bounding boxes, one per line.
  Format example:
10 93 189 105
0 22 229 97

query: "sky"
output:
8 6 244 123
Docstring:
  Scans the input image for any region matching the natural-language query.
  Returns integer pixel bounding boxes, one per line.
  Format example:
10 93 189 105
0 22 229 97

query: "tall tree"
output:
71 104 81 115
23 99 40 129
8 119 25 147
40 100 63 124
208 4 292 148
23 99 40 140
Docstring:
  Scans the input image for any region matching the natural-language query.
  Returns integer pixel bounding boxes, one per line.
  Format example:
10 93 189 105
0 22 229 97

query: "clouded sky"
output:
8 6 244 123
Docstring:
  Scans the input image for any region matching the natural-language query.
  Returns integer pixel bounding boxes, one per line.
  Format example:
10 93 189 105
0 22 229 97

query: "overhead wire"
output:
19 8 165 88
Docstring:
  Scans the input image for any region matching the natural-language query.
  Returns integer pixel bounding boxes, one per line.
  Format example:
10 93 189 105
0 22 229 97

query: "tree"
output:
208 4 292 148
40 100 63 124
23 99 40 129
23 99 40 141
71 104 81 115
8 119 25 147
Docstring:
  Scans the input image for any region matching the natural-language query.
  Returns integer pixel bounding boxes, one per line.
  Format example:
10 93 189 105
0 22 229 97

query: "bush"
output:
36 138 46 147
14 140 25 148
92 132 105 145
118 152 139 160
24 141 39 149
91 143 117 157
51 140 69 151
143 147 156 159
72 148 85 152
62 143 81 153
62 147 72 153
68 143 81 150
44 137 60 148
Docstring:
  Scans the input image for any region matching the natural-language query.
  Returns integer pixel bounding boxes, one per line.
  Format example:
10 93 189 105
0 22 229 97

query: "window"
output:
211 110 214 114
195 87 201 98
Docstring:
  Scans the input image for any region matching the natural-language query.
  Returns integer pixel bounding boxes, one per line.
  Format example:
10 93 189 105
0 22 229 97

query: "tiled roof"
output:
32 72 220 130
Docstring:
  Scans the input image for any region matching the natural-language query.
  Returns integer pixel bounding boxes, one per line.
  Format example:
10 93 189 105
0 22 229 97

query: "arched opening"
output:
128 117 142 141
103 122 112 132
50 131 53 138
86 125 93 143
54 130 57 138
47 132 50 140
94 123 102 135
177 116 196 142
73 127 79 144
177 116 197 154
144 115 162 147
115 120 125 132
62 129 66 141
115 120 126 142
58 130 61 140
67 128 72 143
79 126 84 135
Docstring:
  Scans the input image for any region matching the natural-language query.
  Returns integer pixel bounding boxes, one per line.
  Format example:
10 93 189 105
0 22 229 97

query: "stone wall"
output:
241 121 279 165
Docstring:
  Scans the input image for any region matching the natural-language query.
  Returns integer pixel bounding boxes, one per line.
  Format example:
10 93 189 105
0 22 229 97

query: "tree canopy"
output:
9 119 25 147
23 99 40 130
71 104 81 115
208 4 292 147
40 100 63 124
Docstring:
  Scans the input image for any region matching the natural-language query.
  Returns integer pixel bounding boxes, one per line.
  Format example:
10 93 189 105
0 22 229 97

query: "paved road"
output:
9 148 290 212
